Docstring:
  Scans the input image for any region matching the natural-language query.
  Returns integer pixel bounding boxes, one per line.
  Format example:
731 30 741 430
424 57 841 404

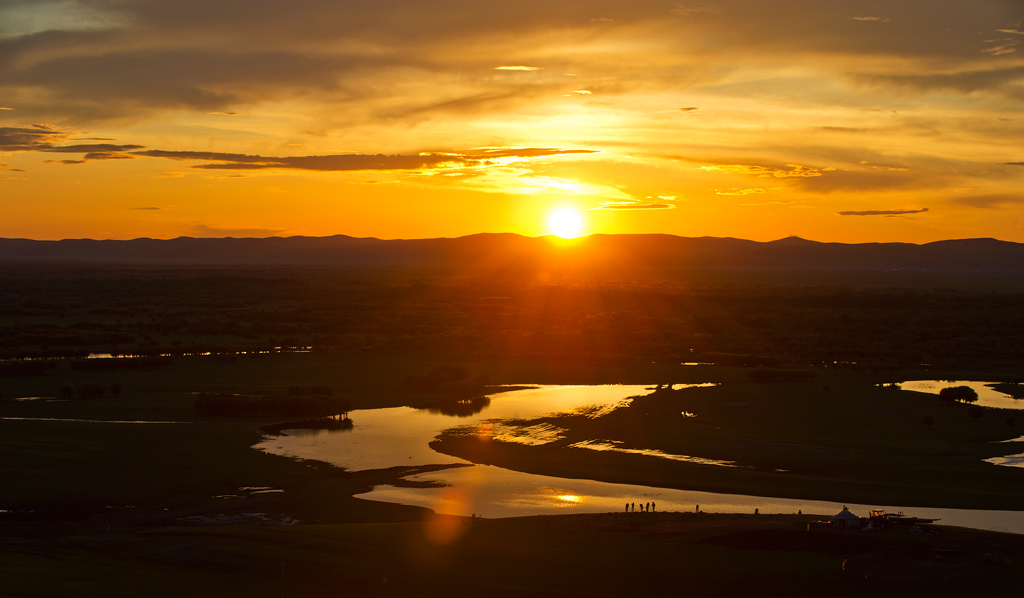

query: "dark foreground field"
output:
3 511 1024 598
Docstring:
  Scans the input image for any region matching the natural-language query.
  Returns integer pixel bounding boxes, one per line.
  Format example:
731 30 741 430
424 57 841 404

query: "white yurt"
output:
830 506 861 529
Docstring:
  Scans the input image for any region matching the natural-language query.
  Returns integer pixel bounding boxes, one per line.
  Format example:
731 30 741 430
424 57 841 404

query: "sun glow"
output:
549 208 583 238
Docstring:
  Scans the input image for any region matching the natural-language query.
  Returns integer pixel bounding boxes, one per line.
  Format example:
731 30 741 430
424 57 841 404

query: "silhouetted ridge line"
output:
0 234 1022 272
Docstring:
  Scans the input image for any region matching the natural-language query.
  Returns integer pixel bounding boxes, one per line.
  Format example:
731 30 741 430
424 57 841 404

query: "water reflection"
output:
414 397 491 417
357 465 1024 534
894 380 1024 410
255 385 651 471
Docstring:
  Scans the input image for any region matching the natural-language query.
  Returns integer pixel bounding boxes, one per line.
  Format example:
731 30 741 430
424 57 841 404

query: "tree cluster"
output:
938 386 979 404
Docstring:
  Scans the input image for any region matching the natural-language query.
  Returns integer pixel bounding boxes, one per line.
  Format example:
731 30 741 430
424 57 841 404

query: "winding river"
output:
256 384 1024 534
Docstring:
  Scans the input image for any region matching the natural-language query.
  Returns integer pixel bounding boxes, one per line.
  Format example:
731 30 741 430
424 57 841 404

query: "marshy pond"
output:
257 384 1024 534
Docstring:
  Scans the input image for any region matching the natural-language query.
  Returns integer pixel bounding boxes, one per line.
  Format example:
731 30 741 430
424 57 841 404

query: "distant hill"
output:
0 234 1022 275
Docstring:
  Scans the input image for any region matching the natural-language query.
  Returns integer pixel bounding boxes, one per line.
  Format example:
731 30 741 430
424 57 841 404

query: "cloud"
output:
850 16 889 22
495 66 541 71
132 146 598 172
130 207 162 210
590 202 675 210
857 66 1024 98
715 187 767 195
0 124 142 162
186 223 287 238
0 107 12 110
838 208 929 216
0 127 601 174
209 111 253 116
949 194 1024 209
700 163 823 178
1005 162 1024 166
670 3 721 17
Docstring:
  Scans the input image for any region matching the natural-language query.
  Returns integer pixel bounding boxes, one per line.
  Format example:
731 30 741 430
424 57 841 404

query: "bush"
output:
76 383 107 400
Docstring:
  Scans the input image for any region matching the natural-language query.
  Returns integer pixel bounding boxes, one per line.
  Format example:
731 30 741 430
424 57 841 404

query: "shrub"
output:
76 383 107 400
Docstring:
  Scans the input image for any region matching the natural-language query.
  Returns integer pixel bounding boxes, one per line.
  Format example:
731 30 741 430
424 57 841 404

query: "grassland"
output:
3 265 1024 596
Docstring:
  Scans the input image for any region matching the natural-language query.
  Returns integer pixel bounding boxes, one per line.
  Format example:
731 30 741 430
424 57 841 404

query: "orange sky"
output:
1 0 1023 242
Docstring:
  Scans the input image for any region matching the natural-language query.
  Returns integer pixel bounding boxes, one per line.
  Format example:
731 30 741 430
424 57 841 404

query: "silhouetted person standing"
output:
631 502 635 512
652 502 656 512
625 503 628 513
696 504 699 513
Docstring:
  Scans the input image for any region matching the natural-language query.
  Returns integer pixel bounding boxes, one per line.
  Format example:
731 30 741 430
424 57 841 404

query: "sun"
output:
548 208 583 239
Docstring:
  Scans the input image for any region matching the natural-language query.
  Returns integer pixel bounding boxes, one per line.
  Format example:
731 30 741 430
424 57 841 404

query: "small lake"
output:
258 384 1024 534
895 380 1024 410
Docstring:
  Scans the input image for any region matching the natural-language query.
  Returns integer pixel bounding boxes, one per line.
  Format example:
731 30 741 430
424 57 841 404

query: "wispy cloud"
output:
0 124 142 162
590 202 675 210
670 3 721 17
186 223 287 238
715 187 767 195
655 106 700 114
838 208 929 216
700 163 823 178
495 66 542 71
950 194 1024 209
134 147 598 172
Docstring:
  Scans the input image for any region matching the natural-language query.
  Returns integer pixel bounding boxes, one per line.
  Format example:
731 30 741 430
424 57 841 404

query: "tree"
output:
109 383 122 397
939 386 978 404
1006 416 1016 428
922 415 934 427
967 405 984 422
60 385 73 399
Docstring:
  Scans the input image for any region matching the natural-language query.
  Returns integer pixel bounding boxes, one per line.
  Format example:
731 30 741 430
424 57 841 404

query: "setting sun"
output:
549 208 583 239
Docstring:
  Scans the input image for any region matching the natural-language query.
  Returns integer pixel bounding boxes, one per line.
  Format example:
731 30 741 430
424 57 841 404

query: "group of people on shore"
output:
625 501 656 513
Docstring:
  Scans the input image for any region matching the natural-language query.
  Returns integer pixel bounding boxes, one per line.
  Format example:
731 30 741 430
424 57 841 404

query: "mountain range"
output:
0 234 1021 275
